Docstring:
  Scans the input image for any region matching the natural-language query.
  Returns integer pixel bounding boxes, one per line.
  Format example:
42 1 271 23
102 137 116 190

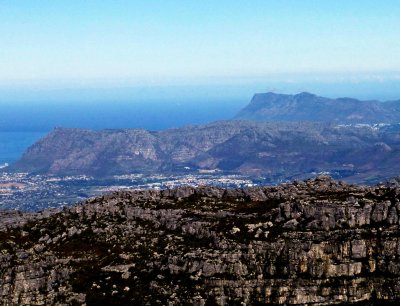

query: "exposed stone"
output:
1 177 400 304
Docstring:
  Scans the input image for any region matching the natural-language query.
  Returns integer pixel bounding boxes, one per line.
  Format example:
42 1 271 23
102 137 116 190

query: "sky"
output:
0 0 400 100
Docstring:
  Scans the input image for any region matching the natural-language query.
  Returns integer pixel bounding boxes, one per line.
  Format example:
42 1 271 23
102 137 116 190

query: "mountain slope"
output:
235 92 400 123
7 122 400 184
1 177 400 305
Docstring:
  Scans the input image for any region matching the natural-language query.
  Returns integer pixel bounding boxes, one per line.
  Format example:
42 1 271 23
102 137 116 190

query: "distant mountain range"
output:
7 121 400 184
235 92 400 123
7 92 400 183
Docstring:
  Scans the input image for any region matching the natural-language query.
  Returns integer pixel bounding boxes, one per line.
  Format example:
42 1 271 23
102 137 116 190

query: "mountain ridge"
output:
6 92 400 183
6 121 400 184
235 92 400 123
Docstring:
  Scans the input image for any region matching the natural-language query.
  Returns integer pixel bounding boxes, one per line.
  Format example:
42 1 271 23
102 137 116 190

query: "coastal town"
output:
0 171 264 212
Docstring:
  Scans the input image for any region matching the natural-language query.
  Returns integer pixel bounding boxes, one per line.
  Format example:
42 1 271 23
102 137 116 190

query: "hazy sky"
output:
0 1 400 98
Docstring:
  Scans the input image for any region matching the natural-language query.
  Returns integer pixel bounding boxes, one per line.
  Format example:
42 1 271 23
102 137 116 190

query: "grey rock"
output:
1 177 400 304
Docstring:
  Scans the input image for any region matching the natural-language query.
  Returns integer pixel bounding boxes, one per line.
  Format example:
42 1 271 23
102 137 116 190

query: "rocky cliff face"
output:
235 92 400 123
1 176 400 305
7 121 400 184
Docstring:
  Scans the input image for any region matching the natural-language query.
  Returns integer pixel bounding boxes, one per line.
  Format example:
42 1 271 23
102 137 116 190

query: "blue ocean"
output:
0 132 47 165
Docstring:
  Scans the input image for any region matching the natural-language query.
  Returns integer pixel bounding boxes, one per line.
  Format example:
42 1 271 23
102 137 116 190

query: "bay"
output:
0 131 48 165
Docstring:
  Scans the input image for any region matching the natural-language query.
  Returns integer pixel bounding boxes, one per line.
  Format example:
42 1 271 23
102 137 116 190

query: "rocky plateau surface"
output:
2 176 400 305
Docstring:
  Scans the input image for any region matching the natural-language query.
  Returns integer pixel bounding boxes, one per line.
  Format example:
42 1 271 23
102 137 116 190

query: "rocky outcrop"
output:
7 121 400 185
1 176 400 305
